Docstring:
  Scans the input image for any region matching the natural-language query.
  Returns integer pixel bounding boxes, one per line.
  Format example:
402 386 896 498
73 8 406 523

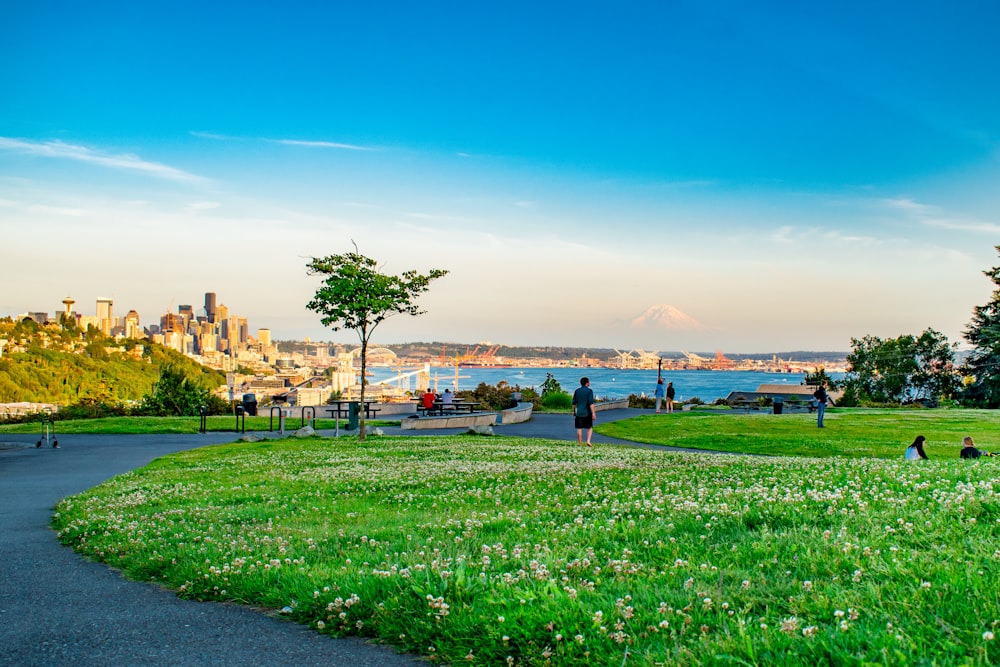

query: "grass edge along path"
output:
53 434 1000 666
0 415 397 435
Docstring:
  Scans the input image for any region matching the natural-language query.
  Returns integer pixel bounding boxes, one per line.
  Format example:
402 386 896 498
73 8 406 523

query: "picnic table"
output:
732 399 765 413
324 400 381 419
414 399 481 416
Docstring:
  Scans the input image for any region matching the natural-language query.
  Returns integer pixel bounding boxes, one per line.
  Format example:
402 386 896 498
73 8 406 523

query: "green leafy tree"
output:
306 246 447 439
140 366 226 416
803 367 839 388
963 246 1000 407
844 329 957 405
540 373 562 397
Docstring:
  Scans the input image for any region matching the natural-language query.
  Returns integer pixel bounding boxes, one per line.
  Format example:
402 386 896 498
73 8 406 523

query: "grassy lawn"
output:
53 433 1000 666
596 408 1000 459
0 415 398 434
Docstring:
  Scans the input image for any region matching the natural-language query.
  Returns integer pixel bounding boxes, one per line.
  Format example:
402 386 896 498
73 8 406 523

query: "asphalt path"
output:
0 408 693 666
0 433 424 667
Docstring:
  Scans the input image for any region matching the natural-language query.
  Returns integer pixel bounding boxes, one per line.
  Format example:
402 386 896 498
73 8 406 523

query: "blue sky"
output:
2 1 999 352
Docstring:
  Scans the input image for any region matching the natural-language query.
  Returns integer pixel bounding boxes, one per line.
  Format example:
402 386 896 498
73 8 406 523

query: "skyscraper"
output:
205 292 217 323
96 297 113 336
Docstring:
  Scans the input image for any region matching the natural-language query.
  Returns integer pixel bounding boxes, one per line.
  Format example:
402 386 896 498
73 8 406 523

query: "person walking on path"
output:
572 376 596 447
665 381 676 414
813 382 833 427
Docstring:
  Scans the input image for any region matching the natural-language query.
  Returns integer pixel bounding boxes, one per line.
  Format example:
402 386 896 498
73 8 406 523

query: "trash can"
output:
242 393 258 416
348 401 360 430
772 397 784 415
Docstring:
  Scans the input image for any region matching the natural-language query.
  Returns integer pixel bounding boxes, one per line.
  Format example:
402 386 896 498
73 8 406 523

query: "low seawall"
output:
594 399 629 412
400 412 498 430
498 402 532 425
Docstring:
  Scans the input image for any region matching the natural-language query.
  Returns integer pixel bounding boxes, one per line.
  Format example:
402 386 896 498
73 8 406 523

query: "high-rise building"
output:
205 292 217 323
96 297 113 335
124 310 142 339
258 328 271 347
178 305 194 330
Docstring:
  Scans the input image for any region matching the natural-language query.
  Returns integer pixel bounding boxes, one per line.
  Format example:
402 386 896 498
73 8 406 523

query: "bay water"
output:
368 366 816 403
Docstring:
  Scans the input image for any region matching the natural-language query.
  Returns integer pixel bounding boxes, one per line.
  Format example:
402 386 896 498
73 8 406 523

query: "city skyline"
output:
2 2 999 352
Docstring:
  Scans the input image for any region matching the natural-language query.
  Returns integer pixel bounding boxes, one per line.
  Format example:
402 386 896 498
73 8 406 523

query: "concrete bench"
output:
400 411 498 430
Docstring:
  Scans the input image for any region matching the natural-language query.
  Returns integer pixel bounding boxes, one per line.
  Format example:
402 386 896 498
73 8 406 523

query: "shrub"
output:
460 382 514 411
629 393 655 409
540 391 572 410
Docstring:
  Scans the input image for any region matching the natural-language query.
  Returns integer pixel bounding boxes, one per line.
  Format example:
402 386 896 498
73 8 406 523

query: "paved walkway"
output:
0 409 689 666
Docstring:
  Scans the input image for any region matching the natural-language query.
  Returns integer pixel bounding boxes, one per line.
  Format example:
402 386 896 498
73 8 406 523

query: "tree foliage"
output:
962 246 1000 407
803 367 840 388
0 319 225 419
843 328 958 406
140 365 228 416
306 246 447 439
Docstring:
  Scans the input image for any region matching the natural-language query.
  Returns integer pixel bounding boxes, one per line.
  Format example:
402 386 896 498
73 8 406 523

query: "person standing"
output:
665 381 676 413
813 382 833 427
572 376 596 447
654 379 665 413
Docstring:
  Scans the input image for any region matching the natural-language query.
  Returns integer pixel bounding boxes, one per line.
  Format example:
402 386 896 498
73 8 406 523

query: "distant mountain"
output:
629 304 708 330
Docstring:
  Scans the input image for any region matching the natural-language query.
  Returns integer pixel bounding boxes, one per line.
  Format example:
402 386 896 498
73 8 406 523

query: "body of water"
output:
368 366 819 403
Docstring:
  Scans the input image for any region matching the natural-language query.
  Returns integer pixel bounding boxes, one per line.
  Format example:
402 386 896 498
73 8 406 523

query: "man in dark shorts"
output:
572 377 596 447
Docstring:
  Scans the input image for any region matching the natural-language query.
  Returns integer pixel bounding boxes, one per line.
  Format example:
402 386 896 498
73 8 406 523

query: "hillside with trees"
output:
0 317 224 406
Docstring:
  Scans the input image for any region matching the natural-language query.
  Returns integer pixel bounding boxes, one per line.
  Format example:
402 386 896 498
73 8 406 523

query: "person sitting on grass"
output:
960 436 982 459
905 435 929 460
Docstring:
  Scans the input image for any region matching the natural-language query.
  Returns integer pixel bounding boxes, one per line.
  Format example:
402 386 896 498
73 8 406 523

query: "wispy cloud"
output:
269 138 373 151
189 130 242 141
922 218 1000 235
883 197 938 215
882 196 1000 235
0 137 205 184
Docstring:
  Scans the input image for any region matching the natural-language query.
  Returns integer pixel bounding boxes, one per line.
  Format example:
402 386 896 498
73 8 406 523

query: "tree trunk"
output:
358 337 367 441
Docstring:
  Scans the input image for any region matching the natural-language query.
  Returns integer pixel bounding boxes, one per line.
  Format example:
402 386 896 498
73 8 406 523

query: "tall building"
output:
177 304 194 329
258 328 271 347
216 303 230 342
204 292 217 323
124 310 142 339
96 297 113 335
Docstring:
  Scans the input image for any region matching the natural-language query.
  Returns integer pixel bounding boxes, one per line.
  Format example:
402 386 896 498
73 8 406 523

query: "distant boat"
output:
459 362 513 368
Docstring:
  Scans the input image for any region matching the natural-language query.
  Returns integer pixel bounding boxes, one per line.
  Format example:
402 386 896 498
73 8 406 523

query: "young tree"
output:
306 247 447 440
963 246 1000 407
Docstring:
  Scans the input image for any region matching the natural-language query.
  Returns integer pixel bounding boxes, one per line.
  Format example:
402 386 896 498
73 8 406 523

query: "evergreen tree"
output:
963 246 1000 407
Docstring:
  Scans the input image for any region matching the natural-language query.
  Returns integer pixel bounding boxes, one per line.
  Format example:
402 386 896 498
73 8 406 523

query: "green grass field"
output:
0 415 398 434
52 417 1000 666
597 408 1000 459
